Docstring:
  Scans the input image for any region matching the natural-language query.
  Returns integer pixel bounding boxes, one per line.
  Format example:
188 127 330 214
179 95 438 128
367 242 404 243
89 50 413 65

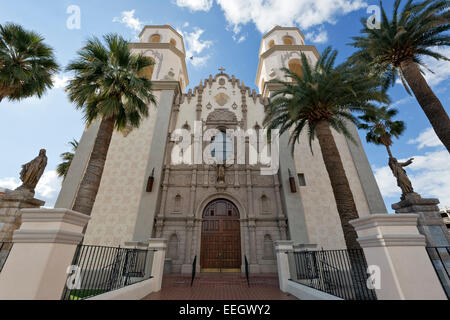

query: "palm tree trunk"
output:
400 60 450 152
385 145 393 158
315 120 361 250
72 117 115 216
316 120 375 299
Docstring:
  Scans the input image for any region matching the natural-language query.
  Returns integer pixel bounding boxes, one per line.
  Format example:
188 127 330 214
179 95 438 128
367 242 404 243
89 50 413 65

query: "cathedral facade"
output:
55 25 386 274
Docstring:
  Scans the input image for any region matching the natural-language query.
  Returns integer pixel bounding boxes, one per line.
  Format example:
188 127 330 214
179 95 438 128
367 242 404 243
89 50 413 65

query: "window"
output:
283 36 294 45
288 59 303 79
150 34 161 43
174 194 182 212
298 173 306 186
261 195 270 214
268 40 275 48
211 130 233 163
170 38 177 46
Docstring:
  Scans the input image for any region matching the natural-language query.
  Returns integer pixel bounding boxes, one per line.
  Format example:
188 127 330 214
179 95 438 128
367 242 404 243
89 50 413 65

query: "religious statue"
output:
388 157 418 200
217 164 226 184
14 149 48 197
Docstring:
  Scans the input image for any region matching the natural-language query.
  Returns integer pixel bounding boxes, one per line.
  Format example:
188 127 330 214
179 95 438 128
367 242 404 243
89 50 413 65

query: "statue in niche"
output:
213 163 233 184
14 149 48 197
217 164 226 184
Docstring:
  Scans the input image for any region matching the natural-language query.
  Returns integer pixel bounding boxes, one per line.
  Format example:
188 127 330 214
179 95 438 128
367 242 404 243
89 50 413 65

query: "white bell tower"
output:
130 25 189 92
255 26 320 96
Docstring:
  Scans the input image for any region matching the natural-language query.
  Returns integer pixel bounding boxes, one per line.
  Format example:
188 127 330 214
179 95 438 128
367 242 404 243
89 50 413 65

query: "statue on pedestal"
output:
388 157 419 201
13 149 48 197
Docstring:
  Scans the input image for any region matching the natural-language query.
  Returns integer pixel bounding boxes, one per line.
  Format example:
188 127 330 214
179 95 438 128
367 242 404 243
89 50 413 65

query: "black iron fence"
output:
61 245 156 300
426 247 450 299
288 249 377 300
0 242 12 273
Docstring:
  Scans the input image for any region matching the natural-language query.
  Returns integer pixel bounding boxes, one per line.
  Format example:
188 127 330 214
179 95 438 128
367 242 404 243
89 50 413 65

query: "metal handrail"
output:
0 242 13 273
290 249 376 300
61 245 155 300
244 255 250 287
191 256 197 287
426 246 450 299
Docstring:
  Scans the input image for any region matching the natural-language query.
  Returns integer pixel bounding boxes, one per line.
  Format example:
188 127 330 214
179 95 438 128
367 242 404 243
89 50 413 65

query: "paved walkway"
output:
143 273 297 300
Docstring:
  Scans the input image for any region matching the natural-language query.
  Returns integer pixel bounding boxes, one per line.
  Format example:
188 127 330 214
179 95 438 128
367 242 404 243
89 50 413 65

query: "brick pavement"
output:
143 273 298 300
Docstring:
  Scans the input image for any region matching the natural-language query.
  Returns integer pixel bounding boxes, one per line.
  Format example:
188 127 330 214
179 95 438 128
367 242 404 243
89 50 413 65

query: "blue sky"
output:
0 0 449 211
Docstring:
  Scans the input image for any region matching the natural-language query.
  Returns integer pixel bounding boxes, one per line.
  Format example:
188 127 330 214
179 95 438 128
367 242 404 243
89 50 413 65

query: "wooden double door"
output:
200 199 241 272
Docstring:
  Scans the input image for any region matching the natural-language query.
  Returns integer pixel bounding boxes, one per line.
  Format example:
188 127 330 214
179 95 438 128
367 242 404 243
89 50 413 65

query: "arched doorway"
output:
200 199 241 272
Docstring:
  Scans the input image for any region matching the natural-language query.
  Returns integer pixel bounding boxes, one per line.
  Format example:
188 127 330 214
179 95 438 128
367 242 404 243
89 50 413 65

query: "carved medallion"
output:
214 93 230 107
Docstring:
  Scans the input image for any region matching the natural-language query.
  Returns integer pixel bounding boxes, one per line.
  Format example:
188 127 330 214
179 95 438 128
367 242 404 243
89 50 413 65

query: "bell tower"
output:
131 25 189 92
255 26 319 97
255 26 321 244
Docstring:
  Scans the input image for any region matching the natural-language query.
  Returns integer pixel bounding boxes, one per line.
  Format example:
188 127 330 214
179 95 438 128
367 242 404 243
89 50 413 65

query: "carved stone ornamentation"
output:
206 108 238 125
214 93 230 107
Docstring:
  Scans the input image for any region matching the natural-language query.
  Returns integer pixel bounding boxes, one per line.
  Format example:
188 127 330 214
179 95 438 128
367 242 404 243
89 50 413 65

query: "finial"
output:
219 67 226 74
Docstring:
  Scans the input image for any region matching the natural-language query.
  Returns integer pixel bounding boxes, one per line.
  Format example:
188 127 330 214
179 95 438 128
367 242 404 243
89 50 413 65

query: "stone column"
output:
350 214 447 300
0 194 44 242
0 208 90 300
392 196 450 247
274 240 294 292
148 238 167 292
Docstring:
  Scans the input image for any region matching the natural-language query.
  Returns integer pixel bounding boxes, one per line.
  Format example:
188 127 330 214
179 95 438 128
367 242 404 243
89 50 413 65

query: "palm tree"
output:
357 105 406 159
57 139 79 180
66 34 156 216
349 0 450 152
0 23 59 102
264 47 389 250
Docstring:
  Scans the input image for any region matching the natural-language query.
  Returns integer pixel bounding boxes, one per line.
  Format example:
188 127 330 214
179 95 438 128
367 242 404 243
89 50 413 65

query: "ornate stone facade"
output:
58 26 386 274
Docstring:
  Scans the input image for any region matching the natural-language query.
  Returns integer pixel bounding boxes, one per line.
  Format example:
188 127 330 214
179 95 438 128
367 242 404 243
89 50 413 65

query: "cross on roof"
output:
219 67 226 73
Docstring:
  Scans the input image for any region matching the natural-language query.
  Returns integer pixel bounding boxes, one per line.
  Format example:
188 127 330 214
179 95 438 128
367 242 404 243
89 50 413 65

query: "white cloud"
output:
175 1 366 43
305 27 328 44
422 47 450 86
52 74 71 89
214 0 367 34
392 96 413 107
0 177 20 191
176 0 213 11
190 55 211 67
0 170 61 207
408 128 442 149
113 10 143 32
232 34 246 43
179 27 213 67
185 28 213 55
374 128 450 208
